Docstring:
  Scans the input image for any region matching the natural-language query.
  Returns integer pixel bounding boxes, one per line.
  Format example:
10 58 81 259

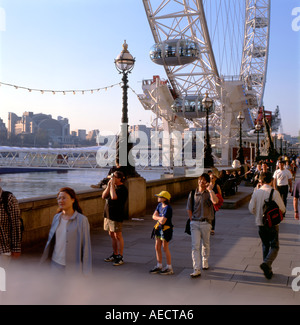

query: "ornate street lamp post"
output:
236 111 245 164
115 40 136 177
202 92 214 168
255 122 261 162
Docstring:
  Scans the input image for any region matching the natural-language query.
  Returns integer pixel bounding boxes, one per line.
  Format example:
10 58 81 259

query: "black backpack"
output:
1 191 24 237
262 189 283 227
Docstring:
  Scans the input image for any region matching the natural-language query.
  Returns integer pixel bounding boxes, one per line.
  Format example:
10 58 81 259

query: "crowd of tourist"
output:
0 153 299 282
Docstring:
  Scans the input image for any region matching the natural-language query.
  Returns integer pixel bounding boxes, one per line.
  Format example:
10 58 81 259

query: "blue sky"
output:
0 0 299 136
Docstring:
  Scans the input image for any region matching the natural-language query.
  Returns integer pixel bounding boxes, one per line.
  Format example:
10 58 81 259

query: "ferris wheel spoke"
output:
141 0 270 165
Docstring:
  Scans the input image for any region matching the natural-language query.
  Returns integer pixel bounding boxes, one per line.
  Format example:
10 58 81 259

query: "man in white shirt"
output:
249 172 285 279
273 160 292 211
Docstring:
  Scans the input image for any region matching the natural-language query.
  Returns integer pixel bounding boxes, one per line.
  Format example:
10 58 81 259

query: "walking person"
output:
102 171 128 266
273 160 292 213
249 172 285 279
290 159 297 182
293 178 300 220
210 173 223 235
150 191 173 275
186 173 219 278
253 161 263 187
41 187 92 275
0 182 22 268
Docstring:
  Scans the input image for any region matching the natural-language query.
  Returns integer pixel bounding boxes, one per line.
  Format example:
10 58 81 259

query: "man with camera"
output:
102 171 128 266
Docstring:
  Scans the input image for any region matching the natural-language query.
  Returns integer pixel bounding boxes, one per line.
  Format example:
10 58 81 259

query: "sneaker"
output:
104 253 117 262
190 270 201 278
149 266 162 274
159 267 174 275
260 263 273 279
113 255 124 266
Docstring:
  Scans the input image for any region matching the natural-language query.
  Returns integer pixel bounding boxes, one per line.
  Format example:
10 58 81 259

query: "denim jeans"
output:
190 220 211 271
258 225 279 269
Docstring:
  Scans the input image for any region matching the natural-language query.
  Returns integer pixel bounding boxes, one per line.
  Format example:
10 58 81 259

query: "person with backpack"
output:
0 183 22 267
248 172 285 279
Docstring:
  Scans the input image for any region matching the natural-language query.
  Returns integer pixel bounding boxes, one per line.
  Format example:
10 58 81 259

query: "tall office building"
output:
7 111 70 145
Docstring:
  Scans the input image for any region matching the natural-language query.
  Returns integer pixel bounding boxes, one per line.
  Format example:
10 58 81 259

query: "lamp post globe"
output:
114 41 136 177
202 92 214 168
202 91 213 110
115 40 135 74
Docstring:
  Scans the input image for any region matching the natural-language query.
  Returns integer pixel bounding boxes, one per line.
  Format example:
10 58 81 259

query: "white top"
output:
52 218 68 266
273 168 292 186
248 184 286 226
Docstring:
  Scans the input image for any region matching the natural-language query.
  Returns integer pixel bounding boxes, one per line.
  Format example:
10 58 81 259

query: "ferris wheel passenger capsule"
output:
250 46 266 58
171 95 214 120
250 17 268 28
150 39 201 66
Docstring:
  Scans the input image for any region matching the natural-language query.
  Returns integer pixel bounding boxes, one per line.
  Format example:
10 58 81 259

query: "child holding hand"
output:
150 191 173 275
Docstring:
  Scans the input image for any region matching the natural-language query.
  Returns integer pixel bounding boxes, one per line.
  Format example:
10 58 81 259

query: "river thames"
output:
0 168 163 200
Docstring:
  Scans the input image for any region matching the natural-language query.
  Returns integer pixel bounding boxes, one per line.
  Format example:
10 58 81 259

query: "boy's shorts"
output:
104 218 123 233
152 226 173 242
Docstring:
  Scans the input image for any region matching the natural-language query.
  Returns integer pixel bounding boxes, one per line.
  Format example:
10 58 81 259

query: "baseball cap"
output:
155 191 171 201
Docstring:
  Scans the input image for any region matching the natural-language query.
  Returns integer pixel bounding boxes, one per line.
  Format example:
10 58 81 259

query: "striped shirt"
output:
0 188 22 254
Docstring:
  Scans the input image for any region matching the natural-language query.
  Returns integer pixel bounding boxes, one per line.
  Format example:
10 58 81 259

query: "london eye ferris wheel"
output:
139 0 270 165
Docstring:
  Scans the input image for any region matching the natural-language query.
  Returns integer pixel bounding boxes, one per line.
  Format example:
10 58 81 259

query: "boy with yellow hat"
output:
150 191 173 275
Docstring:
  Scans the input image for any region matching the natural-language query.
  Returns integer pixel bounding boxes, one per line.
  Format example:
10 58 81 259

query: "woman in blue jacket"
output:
41 187 92 275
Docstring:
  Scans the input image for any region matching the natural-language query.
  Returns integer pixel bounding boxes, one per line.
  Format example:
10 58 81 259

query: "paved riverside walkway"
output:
1 174 300 305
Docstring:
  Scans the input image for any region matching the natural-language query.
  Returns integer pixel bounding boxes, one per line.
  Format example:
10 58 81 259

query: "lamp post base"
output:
236 147 244 165
204 145 214 168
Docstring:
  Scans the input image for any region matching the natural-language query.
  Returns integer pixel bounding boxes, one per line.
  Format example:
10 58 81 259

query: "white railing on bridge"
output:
0 146 114 169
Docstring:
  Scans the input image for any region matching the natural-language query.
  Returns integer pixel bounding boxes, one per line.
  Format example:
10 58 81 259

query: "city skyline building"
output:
7 111 70 146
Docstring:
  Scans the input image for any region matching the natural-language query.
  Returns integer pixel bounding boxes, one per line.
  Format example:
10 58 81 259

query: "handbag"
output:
213 193 224 211
262 189 283 227
185 218 191 235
